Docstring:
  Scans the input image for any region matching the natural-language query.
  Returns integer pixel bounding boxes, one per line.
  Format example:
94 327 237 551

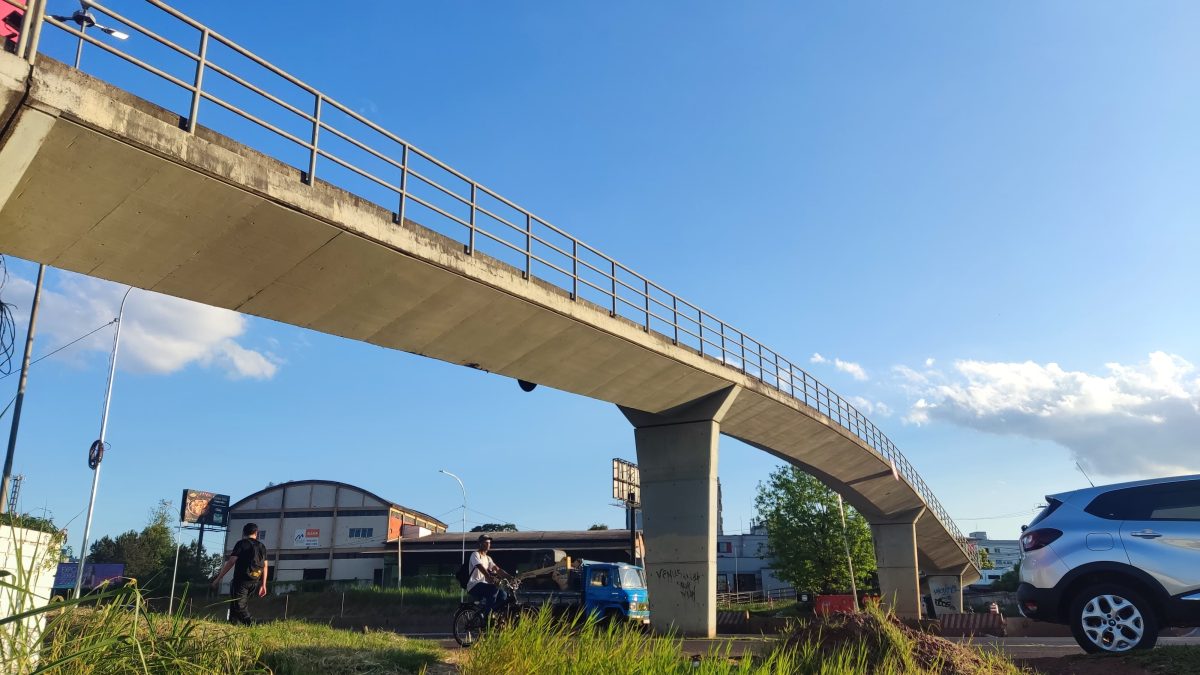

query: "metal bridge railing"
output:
11 0 977 566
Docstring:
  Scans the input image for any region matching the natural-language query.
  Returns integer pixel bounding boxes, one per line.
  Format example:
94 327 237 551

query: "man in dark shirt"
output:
211 522 269 625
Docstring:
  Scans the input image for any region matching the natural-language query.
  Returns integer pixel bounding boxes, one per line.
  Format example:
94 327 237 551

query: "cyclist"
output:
467 534 513 619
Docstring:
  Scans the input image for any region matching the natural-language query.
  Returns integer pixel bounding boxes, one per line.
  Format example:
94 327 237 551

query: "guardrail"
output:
10 0 977 567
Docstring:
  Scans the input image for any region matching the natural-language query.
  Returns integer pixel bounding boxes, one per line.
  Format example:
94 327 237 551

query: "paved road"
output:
960 636 1200 660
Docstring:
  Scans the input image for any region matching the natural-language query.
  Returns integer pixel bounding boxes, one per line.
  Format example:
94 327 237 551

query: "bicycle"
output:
452 578 522 647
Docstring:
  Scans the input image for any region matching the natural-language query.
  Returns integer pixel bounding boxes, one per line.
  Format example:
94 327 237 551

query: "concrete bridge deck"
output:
0 5 977 635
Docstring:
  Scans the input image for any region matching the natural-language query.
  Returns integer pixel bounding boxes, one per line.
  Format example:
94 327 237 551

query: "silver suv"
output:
1018 474 1200 653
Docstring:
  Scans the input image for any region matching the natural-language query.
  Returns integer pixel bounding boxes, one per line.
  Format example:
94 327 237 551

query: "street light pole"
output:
0 264 45 514
438 469 466 600
73 286 132 600
837 494 860 612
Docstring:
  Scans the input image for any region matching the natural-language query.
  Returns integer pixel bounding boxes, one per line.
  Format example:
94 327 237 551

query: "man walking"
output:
467 534 512 619
211 522 268 625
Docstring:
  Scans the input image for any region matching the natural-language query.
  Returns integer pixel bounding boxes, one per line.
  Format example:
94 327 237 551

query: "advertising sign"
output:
53 562 125 590
180 489 230 527
293 528 320 548
612 458 640 505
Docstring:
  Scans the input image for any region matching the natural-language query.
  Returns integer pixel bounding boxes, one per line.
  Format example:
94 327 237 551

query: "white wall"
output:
0 527 58 669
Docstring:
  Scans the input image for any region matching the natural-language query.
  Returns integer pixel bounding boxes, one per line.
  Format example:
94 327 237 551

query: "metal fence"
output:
10 0 976 566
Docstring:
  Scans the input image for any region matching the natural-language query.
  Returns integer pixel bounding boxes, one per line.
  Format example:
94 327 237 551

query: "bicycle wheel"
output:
453 606 485 647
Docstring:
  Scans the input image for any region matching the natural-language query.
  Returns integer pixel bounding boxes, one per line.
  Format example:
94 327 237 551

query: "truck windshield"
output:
618 568 645 589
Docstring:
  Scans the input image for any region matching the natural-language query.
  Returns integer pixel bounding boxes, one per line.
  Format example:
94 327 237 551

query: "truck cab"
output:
580 561 649 625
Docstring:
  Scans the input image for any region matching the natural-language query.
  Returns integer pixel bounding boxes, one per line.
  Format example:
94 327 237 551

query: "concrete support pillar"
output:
926 563 971 616
619 385 740 638
870 507 925 619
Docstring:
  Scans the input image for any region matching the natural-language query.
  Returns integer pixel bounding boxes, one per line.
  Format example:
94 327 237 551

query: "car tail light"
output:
1021 528 1062 552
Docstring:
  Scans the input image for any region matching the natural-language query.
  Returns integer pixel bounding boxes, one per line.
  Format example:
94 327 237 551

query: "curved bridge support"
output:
619 385 741 638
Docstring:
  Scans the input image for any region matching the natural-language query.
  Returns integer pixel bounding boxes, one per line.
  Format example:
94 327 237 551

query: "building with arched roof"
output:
221 480 446 590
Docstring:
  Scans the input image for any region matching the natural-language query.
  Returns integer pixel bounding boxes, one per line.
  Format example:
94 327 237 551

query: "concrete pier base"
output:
926 564 970 615
619 385 740 638
870 507 925 619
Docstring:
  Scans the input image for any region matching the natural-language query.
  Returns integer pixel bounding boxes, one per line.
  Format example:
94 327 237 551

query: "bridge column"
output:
619 385 740 638
925 564 970 616
870 507 925 619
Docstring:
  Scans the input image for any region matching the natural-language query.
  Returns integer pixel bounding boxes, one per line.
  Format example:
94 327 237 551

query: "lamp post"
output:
836 494 860 612
73 286 132 600
0 264 45 514
438 469 466 600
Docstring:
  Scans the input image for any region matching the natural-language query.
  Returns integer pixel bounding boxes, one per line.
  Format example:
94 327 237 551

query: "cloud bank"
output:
899 352 1200 477
6 271 279 380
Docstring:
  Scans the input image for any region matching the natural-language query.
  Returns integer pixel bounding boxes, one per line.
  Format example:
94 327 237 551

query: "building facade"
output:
716 524 789 594
221 480 446 591
968 531 1022 586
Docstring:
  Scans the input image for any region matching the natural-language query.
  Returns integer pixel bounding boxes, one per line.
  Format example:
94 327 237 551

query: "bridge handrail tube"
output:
14 0 34 61
33 0 976 564
199 90 312 150
400 193 471 230
84 1 199 63
320 123 405 172
314 149 402 194
47 20 196 93
403 167 473 209
204 60 315 123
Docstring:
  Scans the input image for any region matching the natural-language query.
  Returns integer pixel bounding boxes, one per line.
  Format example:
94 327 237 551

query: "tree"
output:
587 523 609 531
991 563 1020 592
470 523 518 532
979 548 995 570
88 500 179 592
754 466 876 593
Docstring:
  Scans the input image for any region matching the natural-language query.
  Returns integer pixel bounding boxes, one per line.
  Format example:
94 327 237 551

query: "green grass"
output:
717 599 804 618
247 620 443 674
1121 645 1200 674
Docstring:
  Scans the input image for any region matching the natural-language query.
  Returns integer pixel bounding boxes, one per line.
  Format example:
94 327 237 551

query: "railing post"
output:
571 240 578 300
186 28 209 134
524 213 532 278
643 279 650 331
609 260 617 316
396 145 409 225
467 184 477 255
671 296 678 345
303 93 321 184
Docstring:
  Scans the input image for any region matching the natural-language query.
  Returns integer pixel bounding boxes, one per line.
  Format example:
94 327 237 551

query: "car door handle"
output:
1130 530 1162 539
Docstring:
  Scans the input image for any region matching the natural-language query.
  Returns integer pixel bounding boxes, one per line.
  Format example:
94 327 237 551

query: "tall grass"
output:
461 606 797 675
462 603 1026 675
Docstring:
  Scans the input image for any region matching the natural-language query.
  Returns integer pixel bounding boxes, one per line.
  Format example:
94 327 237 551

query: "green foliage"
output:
990 562 1020 592
248 620 442 674
470 523 518 532
978 548 995 570
88 500 178 592
587 523 609 531
754 466 876 593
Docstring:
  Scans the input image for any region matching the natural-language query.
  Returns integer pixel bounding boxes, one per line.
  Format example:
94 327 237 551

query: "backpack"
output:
455 562 471 589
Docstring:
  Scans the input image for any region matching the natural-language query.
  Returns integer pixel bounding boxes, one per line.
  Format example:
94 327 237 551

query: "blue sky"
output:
3 1 1199 553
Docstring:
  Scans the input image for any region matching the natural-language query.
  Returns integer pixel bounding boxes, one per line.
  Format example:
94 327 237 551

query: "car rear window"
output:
1028 498 1062 528
1085 480 1200 521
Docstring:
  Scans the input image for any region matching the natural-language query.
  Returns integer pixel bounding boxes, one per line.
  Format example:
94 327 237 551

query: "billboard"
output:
293 528 320 548
53 562 125 590
180 489 230 527
612 458 640 505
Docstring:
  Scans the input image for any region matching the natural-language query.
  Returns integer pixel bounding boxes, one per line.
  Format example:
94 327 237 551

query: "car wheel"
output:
1069 583 1159 654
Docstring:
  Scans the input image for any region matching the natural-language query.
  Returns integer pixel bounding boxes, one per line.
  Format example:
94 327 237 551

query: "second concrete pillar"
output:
870 507 925 619
619 385 740 638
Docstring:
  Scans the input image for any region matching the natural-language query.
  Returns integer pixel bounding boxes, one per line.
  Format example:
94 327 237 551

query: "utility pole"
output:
1 264 45 515
837 494 860 611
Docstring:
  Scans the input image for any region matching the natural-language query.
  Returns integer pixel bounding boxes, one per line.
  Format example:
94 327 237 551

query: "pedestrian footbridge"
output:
0 0 978 636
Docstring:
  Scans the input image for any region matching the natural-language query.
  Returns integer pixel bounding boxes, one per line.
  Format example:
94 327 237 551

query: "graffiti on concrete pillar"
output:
654 568 701 604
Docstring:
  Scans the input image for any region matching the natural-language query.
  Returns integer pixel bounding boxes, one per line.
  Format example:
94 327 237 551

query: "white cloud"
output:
900 352 1200 477
810 352 869 381
5 271 278 380
850 396 892 418
924 357 936 367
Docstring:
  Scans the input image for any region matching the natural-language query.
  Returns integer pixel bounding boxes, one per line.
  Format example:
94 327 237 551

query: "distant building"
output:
969 531 1022 586
716 523 789 595
221 480 447 591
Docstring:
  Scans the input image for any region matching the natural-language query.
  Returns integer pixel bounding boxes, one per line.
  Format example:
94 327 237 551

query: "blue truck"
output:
519 558 650 625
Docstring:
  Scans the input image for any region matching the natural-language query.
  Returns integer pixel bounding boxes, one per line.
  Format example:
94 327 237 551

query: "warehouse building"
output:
221 480 447 591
